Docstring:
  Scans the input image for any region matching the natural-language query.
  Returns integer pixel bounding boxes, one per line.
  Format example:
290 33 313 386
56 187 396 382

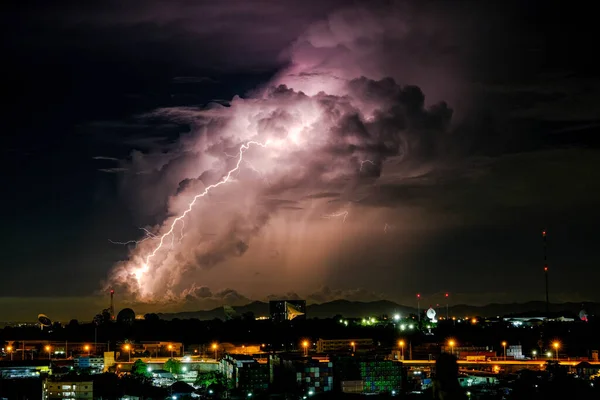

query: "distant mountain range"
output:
157 299 595 321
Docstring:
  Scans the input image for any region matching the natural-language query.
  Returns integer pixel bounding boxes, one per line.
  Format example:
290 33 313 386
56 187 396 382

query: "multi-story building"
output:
43 379 93 400
359 359 403 394
269 353 333 394
73 356 104 373
219 354 269 394
269 300 306 323
316 338 373 353
294 358 334 394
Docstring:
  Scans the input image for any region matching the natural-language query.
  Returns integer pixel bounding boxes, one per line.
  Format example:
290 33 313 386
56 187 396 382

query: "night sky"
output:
2 0 599 321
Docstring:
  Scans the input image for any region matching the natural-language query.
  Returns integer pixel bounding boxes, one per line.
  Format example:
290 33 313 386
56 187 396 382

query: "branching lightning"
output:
244 160 271 185
109 227 158 247
359 159 375 172
136 140 268 282
323 210 349 223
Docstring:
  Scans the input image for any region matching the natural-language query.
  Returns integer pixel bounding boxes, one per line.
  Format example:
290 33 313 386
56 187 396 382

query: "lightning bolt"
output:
359 159 375 172
109 227 157 247
323 210 349 223
137 140 267 281
244 160 271 185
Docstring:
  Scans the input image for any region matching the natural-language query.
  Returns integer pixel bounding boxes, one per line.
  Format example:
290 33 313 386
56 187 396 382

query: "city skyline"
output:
2 0 599 321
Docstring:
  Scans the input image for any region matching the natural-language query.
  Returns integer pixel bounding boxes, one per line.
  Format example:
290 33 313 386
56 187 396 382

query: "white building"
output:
43 380 93 400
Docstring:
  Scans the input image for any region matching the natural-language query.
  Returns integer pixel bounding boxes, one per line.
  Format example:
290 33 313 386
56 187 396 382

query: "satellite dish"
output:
426 307 436 321
38 314 52 326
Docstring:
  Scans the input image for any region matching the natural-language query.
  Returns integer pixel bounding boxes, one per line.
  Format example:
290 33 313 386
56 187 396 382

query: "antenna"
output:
542 230 549 315
37 314 52 331
110 289 115 321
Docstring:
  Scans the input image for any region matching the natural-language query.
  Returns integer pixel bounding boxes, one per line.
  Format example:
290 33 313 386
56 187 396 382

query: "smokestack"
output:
110 289 115 320
542 230 549 315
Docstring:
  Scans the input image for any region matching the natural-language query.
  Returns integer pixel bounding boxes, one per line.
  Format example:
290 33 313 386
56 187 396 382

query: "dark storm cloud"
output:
5 0 347 73
108 75 458 300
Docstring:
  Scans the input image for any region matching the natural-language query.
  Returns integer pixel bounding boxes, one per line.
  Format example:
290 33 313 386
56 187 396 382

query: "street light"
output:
553 342 560 360
84 345 90 356
123 344 131 362
532 350 537 360
398 340 405 360
168 344 174 358
45 345 51 360
212 343 218 360
501 341 507 361
448 340 455 356
350 341 355 353
302 340 309 356
6 346 13 361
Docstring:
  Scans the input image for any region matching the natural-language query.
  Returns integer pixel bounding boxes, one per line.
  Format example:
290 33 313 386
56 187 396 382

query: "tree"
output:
144 313 160 322
241 311 255 322
132 359 150 377
195 371 226 388
164 358 182 374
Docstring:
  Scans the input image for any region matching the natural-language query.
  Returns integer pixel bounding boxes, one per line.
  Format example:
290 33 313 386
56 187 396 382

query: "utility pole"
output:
417 293 421 322
543 230 549 315
445 293 449 320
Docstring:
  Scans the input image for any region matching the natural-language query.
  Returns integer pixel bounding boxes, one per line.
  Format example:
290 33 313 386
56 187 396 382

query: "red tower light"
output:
445 293 449 298
417 293 421 299
542 230 546 237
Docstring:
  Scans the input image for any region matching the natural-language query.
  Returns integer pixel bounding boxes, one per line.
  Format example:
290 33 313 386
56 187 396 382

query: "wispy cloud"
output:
98 168 128 173
92 156 119 161
173 76 219 84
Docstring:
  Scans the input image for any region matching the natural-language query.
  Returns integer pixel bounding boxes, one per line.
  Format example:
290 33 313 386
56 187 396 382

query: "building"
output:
220 343 263 355
43 379 93 400
269 300 306 322
219 354 269 394
0 360 51 379
316 338 373 353
359 359 403 394
73 356 104 373
269 353 333 394
293 358 334 394
135 341 183 357
506 345 523 359
341 380 363 393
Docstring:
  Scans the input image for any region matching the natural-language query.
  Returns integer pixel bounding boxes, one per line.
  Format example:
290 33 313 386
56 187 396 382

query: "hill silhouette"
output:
157 299 596 321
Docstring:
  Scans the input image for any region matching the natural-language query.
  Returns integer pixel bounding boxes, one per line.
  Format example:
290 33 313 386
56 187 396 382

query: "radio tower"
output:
542 230 549 315
110 289 115 320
